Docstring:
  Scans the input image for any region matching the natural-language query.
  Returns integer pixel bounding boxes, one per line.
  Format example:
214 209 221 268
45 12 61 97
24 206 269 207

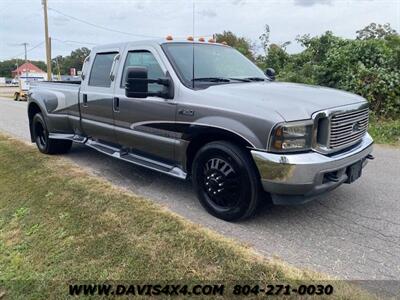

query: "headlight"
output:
269 120 314 152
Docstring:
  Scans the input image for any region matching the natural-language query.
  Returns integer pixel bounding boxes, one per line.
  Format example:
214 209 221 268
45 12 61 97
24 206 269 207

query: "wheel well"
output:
28 103 42 142
186 130 252 175
28 102 42 122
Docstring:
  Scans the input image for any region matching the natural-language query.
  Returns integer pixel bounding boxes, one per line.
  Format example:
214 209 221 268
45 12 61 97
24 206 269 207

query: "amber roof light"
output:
166 35 173 41
187 36 194 41
198 37 205 42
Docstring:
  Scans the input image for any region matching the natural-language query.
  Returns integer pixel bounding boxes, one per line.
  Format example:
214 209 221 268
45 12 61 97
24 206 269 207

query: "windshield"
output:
162 43 266 88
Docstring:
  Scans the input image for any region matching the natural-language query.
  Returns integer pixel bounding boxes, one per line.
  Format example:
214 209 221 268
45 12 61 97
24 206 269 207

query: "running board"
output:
49 133 87 144
85 139 187 180
48 134 187 179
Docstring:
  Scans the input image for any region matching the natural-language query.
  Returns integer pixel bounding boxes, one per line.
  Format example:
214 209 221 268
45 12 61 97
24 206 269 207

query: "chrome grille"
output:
329 108 369 149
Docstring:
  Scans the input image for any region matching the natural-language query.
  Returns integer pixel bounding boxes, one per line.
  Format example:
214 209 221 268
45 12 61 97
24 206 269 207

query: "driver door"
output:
113 47 177 163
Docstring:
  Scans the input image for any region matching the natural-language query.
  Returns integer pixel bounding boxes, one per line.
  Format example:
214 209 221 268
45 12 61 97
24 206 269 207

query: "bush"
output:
263 29 400 119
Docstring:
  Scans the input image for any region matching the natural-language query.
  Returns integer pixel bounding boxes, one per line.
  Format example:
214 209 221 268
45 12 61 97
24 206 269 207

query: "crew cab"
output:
27 39 374 220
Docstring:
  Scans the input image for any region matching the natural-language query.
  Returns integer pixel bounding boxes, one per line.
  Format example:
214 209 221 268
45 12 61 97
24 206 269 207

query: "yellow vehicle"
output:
14 74 45 101
14 88 27 101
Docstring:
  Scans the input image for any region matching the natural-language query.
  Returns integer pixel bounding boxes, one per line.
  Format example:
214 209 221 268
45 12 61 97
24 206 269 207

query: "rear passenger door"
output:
80 50 120 143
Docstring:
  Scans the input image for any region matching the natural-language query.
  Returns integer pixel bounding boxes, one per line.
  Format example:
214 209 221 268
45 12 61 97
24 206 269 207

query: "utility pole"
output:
22 42 28 80
42 0 52 80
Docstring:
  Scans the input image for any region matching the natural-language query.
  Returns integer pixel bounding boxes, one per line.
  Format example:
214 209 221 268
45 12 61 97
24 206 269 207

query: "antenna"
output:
192 1 195 89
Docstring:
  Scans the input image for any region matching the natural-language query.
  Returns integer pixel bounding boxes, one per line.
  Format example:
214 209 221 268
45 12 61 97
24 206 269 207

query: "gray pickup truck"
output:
28 39 374 220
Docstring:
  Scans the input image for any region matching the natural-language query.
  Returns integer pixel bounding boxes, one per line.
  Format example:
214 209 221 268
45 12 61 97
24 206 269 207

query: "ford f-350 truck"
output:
28 39 374 221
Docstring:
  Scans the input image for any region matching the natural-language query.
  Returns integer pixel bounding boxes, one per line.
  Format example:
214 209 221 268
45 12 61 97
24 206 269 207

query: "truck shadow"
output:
65 144 350 223
63 144 400 283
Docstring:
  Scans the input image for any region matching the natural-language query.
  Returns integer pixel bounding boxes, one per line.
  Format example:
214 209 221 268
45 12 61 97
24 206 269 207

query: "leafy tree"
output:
276 25 400 118
296 31 345 63
215 31 255 60
321 38 400 117
259 24 270 52
257 24 291 73
51 47 90 75
356 23 397 40
0 47 91 78
0 59 47 77
257 44 289 73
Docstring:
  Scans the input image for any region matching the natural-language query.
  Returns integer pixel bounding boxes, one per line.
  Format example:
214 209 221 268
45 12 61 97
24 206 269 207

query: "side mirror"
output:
265 68 276 81
125 67 173 99
125 67 149 98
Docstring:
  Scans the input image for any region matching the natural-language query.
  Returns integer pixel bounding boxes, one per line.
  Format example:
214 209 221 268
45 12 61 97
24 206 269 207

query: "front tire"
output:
32 113 72 154
192 141 261 221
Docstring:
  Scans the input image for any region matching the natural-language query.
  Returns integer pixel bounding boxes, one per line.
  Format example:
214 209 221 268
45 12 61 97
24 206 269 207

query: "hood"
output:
198 81 367 121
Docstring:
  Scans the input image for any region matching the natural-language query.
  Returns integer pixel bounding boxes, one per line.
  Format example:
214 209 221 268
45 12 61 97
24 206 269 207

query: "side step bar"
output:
49 133 187 180
49 133 87 144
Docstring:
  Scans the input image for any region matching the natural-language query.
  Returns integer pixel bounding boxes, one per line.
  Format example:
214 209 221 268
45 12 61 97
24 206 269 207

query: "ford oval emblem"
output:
352 121 362 132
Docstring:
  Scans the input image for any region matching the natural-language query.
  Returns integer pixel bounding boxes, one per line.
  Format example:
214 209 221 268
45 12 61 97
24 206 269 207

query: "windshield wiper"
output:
191 77 231 83
191 77 262 83
229 77 252 82
243 77 266 81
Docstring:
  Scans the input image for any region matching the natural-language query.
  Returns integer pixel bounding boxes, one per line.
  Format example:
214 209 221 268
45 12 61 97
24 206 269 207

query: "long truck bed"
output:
29 81 82 137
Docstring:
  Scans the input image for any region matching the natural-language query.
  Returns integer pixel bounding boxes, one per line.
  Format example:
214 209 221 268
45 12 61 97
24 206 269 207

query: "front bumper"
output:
251 133 374 205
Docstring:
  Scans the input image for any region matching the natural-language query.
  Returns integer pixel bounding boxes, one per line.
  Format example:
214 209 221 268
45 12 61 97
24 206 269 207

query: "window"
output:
89 52 118 87
162 43 265 88
121 51 165 93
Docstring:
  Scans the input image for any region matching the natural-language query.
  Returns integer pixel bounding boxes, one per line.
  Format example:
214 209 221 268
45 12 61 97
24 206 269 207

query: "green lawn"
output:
369 117 400 145
0 134 371 299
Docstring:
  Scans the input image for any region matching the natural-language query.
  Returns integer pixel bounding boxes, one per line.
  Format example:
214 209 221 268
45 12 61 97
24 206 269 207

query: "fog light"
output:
282 139 306 149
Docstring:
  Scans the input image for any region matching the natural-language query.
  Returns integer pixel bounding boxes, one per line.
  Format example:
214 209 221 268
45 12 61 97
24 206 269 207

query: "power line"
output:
52 37 98 46
5 41 45 60
48 7 160 39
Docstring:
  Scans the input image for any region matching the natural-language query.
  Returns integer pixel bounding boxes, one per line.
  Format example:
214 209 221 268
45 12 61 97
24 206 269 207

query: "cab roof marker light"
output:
166 35 173 41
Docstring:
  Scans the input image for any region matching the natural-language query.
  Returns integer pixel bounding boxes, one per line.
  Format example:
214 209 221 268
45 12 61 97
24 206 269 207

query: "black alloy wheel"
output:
32 113 72 154
34 117 48 151
192 141 261 221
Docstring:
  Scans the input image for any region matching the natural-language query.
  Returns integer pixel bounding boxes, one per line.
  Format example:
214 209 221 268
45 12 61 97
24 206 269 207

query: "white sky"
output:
0 0 399 61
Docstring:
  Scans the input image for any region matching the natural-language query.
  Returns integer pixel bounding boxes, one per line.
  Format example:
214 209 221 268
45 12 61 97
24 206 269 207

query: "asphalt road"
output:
1 98 399 288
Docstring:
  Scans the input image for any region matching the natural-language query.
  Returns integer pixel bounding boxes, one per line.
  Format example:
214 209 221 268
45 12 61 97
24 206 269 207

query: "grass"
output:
369 116 400 145
0 134 372 299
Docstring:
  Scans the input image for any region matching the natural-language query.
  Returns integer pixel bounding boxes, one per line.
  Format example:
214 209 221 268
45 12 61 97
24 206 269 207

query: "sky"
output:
0 0 399 61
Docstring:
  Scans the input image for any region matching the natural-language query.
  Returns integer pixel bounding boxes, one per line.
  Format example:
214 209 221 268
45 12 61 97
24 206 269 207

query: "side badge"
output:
178 108 195 116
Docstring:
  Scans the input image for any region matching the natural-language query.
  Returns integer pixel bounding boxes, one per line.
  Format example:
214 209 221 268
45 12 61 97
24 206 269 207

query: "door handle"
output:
82 94 88 107
113 97 120 112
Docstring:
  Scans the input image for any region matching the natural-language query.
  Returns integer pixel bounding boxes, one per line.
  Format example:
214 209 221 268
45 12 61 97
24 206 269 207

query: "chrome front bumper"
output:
251 133 374 204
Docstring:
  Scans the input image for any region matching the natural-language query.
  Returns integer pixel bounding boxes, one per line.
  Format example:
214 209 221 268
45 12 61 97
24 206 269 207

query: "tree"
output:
259 24 270 52
0 59 47 77
257 24 291 73
356 23 398 40
279 27 400 118
296 31 344 63
215 31 255 60
51 47 91 75
258 44 289 73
